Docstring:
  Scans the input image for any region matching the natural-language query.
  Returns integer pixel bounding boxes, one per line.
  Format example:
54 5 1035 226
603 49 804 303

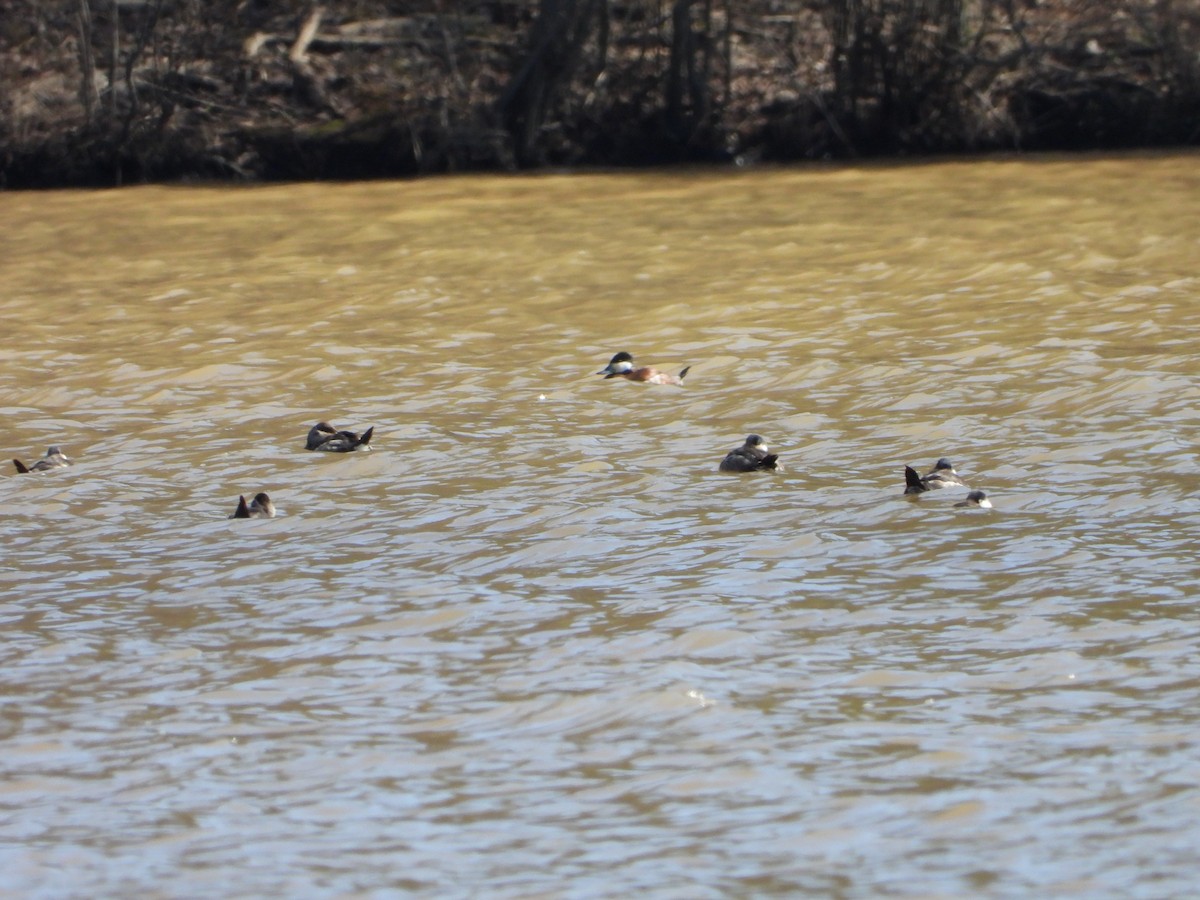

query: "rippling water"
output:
3 154 1200 896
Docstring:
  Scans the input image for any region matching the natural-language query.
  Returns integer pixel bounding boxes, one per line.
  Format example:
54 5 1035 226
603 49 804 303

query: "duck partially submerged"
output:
306 421 374 452
13 445 72 474
231 492 276 518
718 434 779 473
904 458 969 494
955 490 993 509
597 351 690 386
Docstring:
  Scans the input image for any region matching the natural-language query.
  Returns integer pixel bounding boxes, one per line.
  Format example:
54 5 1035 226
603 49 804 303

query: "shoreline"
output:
7 146 1198 195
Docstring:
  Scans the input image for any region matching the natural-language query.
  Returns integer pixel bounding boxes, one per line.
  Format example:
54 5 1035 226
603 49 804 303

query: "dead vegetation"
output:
1 0 1197 187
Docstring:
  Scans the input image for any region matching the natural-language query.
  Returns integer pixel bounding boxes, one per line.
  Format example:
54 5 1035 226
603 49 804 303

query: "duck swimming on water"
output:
597 351 690 386
306 422 374 452
231 492 276 518
718 435 779 473
904 458 969 494
13 446 72 474
954 490 993 509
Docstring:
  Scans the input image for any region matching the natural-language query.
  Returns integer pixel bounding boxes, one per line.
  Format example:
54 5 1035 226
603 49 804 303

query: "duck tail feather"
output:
904 465 927 494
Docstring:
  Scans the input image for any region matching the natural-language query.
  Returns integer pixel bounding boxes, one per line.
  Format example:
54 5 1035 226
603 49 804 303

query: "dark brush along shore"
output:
3 0 1198 188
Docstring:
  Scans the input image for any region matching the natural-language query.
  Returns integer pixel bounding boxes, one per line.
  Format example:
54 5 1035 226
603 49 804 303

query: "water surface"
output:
2 154 1199 896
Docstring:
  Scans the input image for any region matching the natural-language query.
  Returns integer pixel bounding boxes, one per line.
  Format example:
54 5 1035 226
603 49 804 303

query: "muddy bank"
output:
2 1 1198 188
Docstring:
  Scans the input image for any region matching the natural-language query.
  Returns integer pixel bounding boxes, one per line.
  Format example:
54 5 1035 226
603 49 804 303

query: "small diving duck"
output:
719 434 779 473
954 490 993 509
231 492 276 518
597 351 691 386
903 458 969 494
306 421 374 452
13 445 72 474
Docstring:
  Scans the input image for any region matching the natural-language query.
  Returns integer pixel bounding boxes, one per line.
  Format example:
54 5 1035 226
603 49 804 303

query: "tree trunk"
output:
499 0 601 165
666 0 701 142
75 0 98 125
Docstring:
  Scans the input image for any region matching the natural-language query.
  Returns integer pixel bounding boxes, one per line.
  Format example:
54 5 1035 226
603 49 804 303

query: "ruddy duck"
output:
903 458 969 494
955 490 993 509
232 492 276 518
12 445 72 474
719 434 779 472
306 421 374 452
597 351 691 386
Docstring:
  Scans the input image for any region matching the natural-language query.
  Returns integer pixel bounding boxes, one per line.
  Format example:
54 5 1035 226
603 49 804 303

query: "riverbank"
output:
3 0 1197 188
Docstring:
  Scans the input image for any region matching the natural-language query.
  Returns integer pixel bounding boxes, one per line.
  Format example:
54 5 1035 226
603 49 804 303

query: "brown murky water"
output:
2 154 1199 896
